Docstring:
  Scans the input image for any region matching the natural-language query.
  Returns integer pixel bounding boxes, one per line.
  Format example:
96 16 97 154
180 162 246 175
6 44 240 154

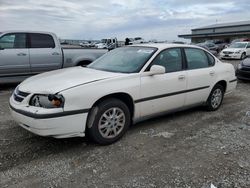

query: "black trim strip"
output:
229 79 237 83
134 86 210 103
9 104 89 119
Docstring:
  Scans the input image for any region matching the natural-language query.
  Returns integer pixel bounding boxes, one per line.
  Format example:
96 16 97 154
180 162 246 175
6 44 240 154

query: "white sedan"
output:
220 42 250 60
10 44 237 145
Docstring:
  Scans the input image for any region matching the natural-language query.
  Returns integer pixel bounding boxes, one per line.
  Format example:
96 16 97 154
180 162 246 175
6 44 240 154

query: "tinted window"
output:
207 52 215 66
0 33 26 49
185 48 209 69
151 48 182 73
30 33 55 48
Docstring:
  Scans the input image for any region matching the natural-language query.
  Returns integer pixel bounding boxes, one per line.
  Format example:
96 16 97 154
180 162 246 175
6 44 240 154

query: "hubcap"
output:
211 88 223 109
98 107 125 139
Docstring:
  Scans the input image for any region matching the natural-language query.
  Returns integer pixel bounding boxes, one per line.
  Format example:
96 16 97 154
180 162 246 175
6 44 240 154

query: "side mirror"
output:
149 65 165 75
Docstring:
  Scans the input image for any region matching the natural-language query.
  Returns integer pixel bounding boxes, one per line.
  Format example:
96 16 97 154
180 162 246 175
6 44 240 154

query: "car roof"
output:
235 42 249 44
0 30 56 36
130 43 202 50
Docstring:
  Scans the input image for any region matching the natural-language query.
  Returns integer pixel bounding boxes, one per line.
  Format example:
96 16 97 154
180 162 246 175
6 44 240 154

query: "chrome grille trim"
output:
13 88 30 102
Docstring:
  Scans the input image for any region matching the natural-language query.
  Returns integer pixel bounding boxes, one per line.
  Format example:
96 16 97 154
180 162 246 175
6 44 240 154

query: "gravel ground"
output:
0 60 250 188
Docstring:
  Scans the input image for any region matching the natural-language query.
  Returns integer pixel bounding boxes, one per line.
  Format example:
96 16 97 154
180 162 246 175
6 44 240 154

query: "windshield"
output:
229 42 247 48
88 47 157 73
101 39 107 43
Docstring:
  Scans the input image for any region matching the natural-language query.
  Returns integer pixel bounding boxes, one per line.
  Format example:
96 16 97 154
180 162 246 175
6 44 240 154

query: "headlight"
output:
238 63 242 70
30 94 64 108
235 50 242 54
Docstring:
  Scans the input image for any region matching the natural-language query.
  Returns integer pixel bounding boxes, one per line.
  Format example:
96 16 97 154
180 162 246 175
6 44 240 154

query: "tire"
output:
87 98 131 145
241 53 246 60
206 84 225 111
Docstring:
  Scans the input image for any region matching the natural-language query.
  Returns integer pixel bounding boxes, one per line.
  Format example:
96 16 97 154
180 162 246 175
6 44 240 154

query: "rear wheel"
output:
87 98 131 145
206 84 224 111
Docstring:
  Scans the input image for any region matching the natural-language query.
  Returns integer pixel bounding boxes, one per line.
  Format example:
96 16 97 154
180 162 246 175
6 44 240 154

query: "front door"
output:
139 48 187 117
0 33 30 77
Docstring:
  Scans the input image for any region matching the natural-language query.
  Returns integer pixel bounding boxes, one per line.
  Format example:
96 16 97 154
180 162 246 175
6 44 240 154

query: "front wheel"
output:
206 84 225 111
241 52 246 60
87 98 131 145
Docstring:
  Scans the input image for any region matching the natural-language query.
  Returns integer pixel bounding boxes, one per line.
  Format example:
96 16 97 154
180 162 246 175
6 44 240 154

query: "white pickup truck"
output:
0 31 108 83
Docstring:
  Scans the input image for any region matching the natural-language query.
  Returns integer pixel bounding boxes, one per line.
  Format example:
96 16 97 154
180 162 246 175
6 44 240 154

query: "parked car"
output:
0 31 107 83
205 40 227 51
196 43 218 56
79 41 92 48
231 38 250 44
197 42 220 53
220 42 250 60
129 37 144 44
9 44 237 145
95 38 118 49
236 57 250 81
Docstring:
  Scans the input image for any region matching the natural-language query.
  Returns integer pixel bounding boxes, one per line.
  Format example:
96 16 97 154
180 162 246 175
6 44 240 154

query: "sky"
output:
1 0 250 41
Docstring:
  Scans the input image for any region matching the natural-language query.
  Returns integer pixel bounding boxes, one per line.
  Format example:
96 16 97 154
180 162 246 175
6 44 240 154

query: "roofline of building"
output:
179 30 250 39
192 23 250 31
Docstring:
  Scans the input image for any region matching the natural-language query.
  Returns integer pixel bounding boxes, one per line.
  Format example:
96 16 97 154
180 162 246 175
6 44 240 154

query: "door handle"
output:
178 75 185 80
52 52 60 55
209 71 215 76
17 53 27 56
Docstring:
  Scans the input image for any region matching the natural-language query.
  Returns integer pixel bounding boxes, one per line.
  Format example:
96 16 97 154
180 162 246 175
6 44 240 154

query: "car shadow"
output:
1 106 205 172
0 126 96 172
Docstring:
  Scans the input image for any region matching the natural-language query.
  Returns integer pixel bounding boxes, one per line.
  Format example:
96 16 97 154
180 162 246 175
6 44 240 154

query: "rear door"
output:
184 48 217 106
28 33 62 73
0 33 30 76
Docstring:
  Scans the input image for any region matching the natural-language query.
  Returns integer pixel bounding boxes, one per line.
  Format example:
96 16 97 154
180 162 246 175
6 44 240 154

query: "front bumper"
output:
220 53 241 59
9 96 88 138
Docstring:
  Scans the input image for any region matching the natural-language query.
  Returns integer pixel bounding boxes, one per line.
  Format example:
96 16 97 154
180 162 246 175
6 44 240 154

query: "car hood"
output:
18 67 123 94
223 48 245 52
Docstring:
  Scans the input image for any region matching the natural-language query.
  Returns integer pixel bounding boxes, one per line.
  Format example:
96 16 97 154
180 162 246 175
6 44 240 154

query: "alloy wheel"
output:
98 107 125 139
211 88 223 109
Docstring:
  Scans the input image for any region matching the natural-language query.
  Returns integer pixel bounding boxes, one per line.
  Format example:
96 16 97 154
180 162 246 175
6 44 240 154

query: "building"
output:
178 20 250 43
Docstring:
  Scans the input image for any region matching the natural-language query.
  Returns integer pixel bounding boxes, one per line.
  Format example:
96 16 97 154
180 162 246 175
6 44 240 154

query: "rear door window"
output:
30 33 55 48
184 48 209 69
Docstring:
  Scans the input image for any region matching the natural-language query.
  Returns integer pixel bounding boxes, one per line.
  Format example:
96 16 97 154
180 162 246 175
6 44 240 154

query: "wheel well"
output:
215 80 227 92
77 60 92 66
92 93 134 118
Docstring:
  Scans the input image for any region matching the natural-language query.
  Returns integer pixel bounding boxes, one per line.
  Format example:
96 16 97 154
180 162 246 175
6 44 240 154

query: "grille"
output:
242 66 250 71
14 88 30 102
223 51 233 55
239 72 250 78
